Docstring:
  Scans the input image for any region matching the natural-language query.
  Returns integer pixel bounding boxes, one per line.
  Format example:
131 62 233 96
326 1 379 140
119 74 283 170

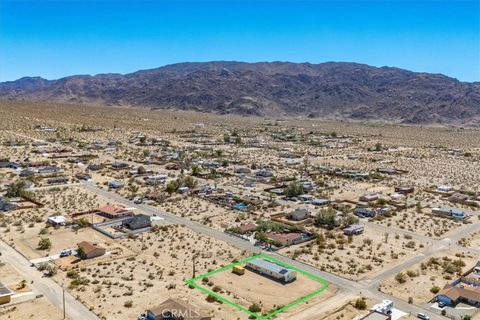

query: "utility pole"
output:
62 283 66 319
192 255 196 278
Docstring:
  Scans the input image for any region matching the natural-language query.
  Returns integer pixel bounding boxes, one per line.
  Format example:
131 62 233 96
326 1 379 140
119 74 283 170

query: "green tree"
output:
314 208 337 229
341 214 359 228
183 176 198 189
191 164 202 177
430 286 441 294
284 181 304 198
166 180 180 195
395 272 407 284
248 303 261 313
6 181 27 198
37 238 52 250
223 134 231 143
77 246 87 259
354 298 367 310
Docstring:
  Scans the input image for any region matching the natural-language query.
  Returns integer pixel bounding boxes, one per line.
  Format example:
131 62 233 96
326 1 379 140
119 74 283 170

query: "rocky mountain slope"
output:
1 61 479 124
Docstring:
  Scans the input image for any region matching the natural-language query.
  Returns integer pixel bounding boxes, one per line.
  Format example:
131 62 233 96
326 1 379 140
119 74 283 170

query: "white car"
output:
59 249 72 257
417 313 429 320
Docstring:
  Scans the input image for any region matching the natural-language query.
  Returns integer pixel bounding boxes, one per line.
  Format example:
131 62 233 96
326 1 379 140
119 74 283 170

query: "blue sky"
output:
0 0 479 82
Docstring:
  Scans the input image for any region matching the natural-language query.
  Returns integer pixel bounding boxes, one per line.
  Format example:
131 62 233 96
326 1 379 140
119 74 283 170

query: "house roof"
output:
435 206 465 214
78 241 105 255
48 215 67 224
266 232 302 244
247 259 294 276
124 214 151 229
344 224 364 232
288 208 310 220
148 298 210 320
438 285 480 302
238 222 257 233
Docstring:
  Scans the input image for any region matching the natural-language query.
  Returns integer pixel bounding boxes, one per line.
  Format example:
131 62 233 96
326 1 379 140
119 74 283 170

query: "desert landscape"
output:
0 100 478 320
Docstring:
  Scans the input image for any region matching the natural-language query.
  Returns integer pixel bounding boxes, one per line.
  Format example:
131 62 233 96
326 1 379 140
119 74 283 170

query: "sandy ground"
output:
379 250 478 304
1 101 480 319
281 225 425 280
206 266 326 312
0 259 68 320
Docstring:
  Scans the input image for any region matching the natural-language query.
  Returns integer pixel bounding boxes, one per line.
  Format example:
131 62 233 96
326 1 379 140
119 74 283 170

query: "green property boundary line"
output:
185 253 329 320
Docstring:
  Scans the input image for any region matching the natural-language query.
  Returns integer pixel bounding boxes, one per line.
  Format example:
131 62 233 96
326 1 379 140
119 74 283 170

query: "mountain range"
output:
1 61 479 125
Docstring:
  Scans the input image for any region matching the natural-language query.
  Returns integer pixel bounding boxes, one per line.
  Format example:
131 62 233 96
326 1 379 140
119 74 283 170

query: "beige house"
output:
0 282 13 305
78 241 106 259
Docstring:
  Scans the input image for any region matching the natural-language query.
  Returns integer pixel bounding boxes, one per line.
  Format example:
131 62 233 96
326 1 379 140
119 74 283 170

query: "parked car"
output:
438 301 446 308
59 249 72 258
417 313 430 320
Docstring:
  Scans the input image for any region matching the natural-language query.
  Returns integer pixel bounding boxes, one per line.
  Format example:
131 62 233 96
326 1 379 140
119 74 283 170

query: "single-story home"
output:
354 207 376 218
359 193 379 202
111 161 129 169
432 206 466 220
0 198 18 212
237 222 257 234
234 167 251 175
108 180 124 189
436 285 480 307
75 172 91 181
78 241 106 259
287 208 311 221
343 224 364 236
394 186 414 194
437 185 453 193
96 205 134 219
0 161 19 169
48 215 67 226
123 214 151 230
87 163 103 171
390 193 404 202
266 232 303 246
256 169 273 177
47 177 69 185
448 193 469 203
298 194 314 202
312 198 330 206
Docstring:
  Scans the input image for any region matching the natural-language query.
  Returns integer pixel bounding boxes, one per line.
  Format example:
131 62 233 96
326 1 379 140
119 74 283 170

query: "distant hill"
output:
1 61 479 125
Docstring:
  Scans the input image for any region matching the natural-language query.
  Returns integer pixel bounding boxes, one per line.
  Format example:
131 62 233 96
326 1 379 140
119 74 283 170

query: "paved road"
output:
30 254 61 265
9 130 476 319
0 240 99 320
82 182 451 319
